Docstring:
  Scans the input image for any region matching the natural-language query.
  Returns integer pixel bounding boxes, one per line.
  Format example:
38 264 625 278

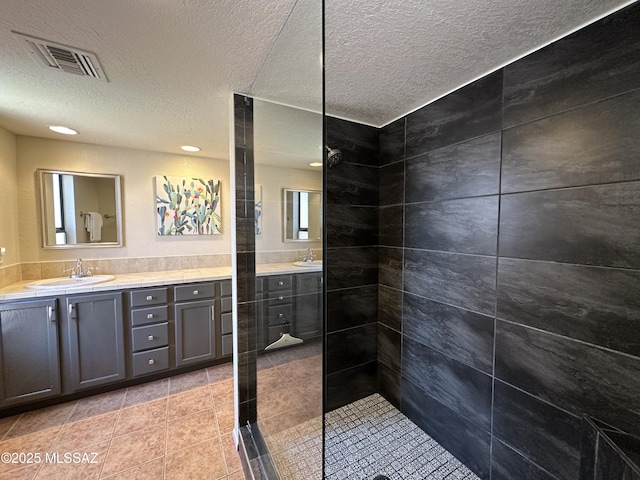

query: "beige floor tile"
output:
99 457 164 480
34 440 108 480
260 406 316 437
207 363 234 384
113 399 167 438
164 438 226 480
123 379 169 408
53 412 118 451
221 432 242 475
100 425 165 477
69 390 126 423
166 410 219 453
4 403 76 440
257 388 301 420
168 370 209 395
210 379 234 406
287 381 322 406
166 386 211 420
225 471 246 480
215 402 235 434
0 416 19 441
0 427 62 476
0 463 39 480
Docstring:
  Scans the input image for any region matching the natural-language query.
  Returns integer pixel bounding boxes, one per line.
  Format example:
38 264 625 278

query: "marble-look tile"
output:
403 249 496 316
379 161 404 207
100 457 164 480
326 162 379 206
53 411 118 450
499 182 640 269
493 380 582 480
503 3 640 128
327 285 378 332
325 361 377 412
325 246 377 290
401 378 491 480
378 246 402 290
405 196 498 255
405 132 501 203
403 293 494 373
379 117 405 166
491 438 558 480
403 337 492 430
167 386 211 420
495 320 640 433
210 379 234 408
378 323 401 374
405 70 502 158
113 398 167 437
497 258 640 356
378 285 402 332
502 89 640 193
326 323 377 375
325 205 378 247
326 116 380 167
379 205 403 247
166 410 219 453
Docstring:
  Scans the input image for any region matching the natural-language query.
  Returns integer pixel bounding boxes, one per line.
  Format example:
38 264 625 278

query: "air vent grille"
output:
12 31 108 82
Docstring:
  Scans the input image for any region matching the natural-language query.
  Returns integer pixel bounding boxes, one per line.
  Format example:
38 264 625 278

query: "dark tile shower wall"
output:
375 4 640 480
325 117 380 411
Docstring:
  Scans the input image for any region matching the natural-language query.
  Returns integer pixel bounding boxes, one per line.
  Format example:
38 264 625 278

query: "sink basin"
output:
293 260 322 267
26 275 115 290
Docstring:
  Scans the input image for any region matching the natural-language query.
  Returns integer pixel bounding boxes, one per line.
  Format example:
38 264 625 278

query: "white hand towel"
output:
84 212 103 241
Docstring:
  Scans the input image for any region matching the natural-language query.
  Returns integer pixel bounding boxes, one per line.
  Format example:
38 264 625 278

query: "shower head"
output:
325 146 343 168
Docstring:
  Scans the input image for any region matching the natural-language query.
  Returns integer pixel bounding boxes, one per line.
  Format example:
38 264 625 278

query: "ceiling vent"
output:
12 31 108 82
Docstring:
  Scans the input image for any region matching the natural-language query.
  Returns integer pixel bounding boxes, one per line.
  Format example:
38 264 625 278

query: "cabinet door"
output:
294 273 322 340
65 292 125 391
175 300 215 366
0 299 60 407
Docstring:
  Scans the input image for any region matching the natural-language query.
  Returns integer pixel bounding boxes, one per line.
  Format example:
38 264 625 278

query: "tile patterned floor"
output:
267 393 481 480
0 364 244 480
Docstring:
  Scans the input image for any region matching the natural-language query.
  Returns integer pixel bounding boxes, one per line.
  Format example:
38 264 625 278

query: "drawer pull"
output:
278 281 284 286
147 313 154 319
278 313 284 318
148 359 155 365
193 289 199 295
148 335 154 341
278 296 284 301
146 295 153 301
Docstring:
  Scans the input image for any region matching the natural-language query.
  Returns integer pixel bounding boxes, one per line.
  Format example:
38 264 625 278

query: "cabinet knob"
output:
147 313 154 319
147 335 154 341
193 289 199 295
278 296 284 301
278 281 284 286
278 313 284 318
146 295 153 301
148 359 155 365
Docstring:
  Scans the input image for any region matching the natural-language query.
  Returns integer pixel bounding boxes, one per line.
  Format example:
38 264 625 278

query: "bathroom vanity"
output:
0 263 321 412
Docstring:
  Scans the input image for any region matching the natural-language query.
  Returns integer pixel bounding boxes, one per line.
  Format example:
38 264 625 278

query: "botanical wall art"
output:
155 176 222 235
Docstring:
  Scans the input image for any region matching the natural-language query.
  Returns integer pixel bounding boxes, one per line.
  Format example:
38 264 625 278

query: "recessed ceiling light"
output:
49 125 78 135
309 162 323 167
181 145 200 152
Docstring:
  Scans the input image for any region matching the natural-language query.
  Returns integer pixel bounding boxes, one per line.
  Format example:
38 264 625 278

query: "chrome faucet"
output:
301 249 315 263
67 258 96 278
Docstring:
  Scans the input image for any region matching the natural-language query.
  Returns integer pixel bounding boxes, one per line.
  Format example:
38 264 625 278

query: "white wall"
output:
0 126 20 267
16 136 232 262
255 163 322 253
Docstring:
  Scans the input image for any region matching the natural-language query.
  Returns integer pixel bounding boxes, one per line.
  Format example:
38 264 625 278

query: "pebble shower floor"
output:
266 393 480 479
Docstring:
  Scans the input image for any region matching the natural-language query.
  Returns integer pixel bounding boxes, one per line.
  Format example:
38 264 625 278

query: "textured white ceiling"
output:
0 0 635 166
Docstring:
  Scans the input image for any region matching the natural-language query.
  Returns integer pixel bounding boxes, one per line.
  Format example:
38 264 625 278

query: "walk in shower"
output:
234 1 640 479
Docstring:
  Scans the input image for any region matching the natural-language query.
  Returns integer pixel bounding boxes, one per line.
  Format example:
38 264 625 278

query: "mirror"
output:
38 169 123 248
283 188 322 242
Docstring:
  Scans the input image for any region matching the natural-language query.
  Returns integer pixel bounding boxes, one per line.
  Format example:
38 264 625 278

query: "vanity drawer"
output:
130 288 168 307
221 333 233 357
267 291 292 306
267 304 292 326
266 275 292 292
174 283 215 302
221 312 232 335
221 281 232 297
220 296 233 313
132 347 169 377
131 306 168 327
131 322 169 352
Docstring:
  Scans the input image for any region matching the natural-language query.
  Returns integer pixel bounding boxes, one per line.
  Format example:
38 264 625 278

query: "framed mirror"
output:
283 188 321 242
38 169 123 248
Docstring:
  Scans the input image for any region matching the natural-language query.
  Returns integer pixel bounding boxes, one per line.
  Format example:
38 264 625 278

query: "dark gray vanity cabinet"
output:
174 283 216 366
294 272 322 340
219 281 233 357
128 287 170 377
265 275 294 347
0 299 61 407
64 292 126 391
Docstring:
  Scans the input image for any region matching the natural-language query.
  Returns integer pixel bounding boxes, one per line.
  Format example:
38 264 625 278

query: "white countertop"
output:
0 262 322 301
